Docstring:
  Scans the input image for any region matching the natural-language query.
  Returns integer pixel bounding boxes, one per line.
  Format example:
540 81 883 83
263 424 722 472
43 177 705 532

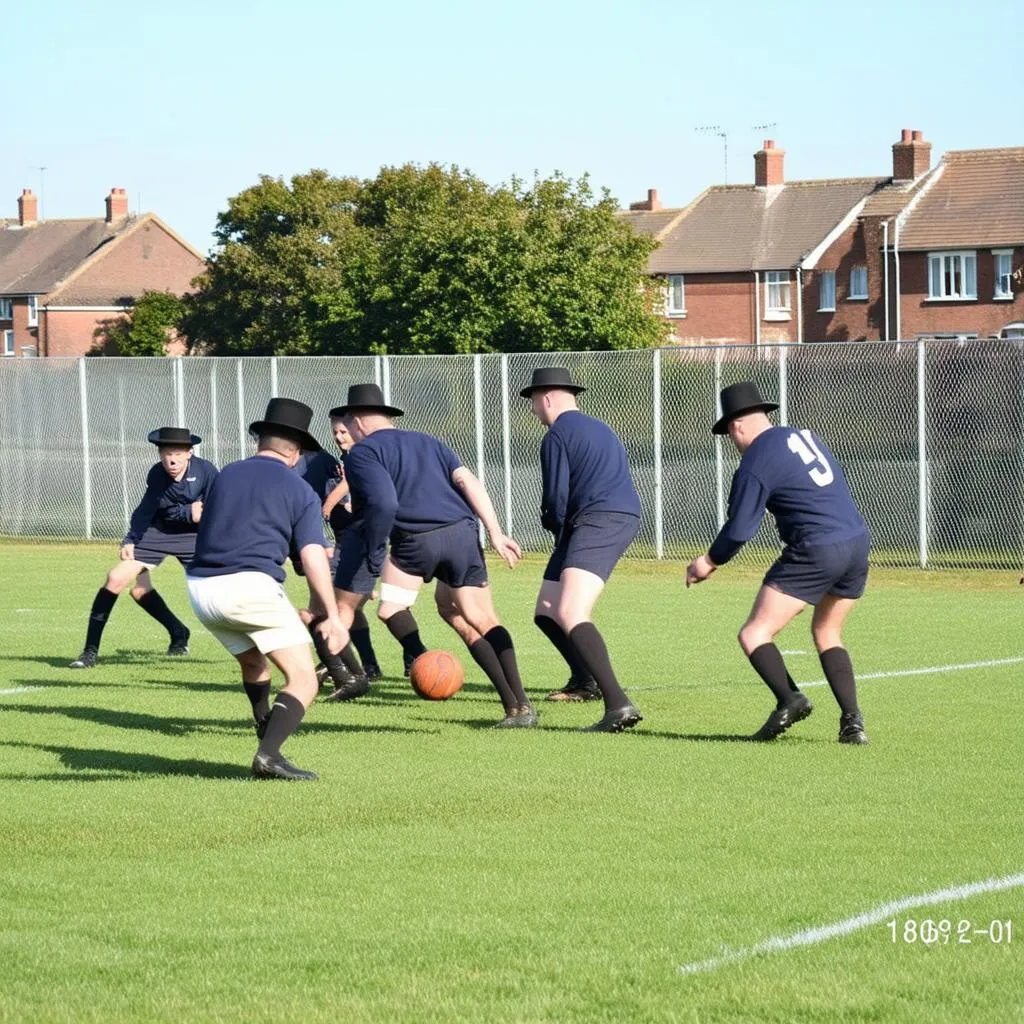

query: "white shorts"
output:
186 572 311 656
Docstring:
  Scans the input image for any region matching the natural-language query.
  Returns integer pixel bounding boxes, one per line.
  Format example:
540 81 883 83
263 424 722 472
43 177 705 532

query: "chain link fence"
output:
2 340 1022 569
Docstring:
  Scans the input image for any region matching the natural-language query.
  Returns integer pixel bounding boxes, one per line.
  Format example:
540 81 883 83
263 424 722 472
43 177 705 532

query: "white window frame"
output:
765 270 791 319
817 271 836 312
3 330 14 357
0 298 12 320
927 251 977 301
993 250 1013 300
849 265 868 300
26 295 38 327
664 274 686 318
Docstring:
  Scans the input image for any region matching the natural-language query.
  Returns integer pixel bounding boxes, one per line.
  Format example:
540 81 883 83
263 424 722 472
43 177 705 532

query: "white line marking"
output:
632 655 1024 693
679 870 1024 976
800 655 1024 689
0 687 36 695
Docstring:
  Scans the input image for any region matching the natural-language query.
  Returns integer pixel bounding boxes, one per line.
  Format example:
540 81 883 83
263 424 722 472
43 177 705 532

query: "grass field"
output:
0 540 1021 1023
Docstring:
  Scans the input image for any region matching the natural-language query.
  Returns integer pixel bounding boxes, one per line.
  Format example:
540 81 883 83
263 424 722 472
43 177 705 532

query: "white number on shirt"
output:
787 430 834 487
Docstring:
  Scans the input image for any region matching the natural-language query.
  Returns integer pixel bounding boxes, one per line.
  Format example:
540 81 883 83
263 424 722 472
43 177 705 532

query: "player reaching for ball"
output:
336 383 537 728
685 382 870 745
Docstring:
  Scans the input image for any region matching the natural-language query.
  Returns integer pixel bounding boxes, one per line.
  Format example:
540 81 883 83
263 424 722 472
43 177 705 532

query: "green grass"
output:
0 541 1021 1023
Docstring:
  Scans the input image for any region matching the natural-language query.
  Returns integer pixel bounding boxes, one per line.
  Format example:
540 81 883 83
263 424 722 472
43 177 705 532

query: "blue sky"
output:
6 0 1020 254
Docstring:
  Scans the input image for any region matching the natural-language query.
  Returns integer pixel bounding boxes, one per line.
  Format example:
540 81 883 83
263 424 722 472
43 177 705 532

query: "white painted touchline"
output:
800 656 1024 689
679 871 1024 976
632 656 1024 693
0 687 36 695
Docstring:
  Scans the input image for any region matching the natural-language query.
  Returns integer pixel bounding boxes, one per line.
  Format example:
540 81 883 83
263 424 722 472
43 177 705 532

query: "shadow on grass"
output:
0 650 220 669
0 740 250 780
0 703 433 738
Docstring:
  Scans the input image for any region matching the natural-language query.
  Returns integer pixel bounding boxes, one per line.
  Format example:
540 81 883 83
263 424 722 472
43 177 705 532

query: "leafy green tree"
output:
183 165 662 355
89 290 186 356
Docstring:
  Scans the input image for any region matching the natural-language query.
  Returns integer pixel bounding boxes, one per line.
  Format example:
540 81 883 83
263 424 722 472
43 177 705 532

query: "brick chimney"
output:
18 189 38 226
754 140 784 187
105 187 129 223
892 129 931 182
629 188 663 212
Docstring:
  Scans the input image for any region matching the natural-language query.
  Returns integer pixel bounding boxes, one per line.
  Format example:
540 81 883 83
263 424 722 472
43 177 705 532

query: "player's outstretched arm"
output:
451 466 521 569
685 553 717 588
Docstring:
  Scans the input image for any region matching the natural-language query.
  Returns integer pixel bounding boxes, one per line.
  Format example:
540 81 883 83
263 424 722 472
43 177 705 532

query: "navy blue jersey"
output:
344 429 473 574
188 455 326 584
709 426 867 566
124 456 218 544
540 411 642 537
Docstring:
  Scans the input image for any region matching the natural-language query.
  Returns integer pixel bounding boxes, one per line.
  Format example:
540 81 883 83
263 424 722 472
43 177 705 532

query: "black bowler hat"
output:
329 383 404 419
148 426 201 447
712 381 779 435
519 367 586 398
249 397 323 452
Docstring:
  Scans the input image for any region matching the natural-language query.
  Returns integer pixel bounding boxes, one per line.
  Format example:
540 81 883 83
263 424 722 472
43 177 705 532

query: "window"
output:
765 271 790 316
818 271 836 311
0 298 11 320
927 251 977 300
994 251 1013 299
27 296 38 326
3 330 14 356
664 274 685 317
849 265 868 300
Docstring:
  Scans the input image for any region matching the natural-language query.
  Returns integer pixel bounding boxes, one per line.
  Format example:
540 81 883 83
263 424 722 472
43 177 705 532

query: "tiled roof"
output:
648 177 888 274
898 147 1024 250
0 217 131 296
615 207 687 240
860 175 933 218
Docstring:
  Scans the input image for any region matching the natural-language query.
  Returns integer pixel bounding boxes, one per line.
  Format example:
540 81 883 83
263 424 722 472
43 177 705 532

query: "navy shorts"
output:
543 511 641 583
333 526 377 596
764 532 870 605
390 519 488 589
132 527 197 570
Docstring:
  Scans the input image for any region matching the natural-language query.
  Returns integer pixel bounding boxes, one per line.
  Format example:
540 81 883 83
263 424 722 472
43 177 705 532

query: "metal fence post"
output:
653 348 664 558
778 344 789 426
270 356 279 398
79 357 92 539
118 378 129 531
382 356 392 405
236 359 246 459
210 361 220 469
500 354 512 536
714 347 725 528
917 339 928 568
374 356 382 389
174 357 185 426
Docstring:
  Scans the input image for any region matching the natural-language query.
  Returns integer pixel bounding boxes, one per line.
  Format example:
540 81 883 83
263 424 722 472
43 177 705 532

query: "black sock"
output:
307 618 356 685
534 614 591 682
468 638 517 711
568 622 631 710
748 643 799 707
819 646 859 715
484 626 528 705
135 590 188 639
84 587 118 651
257 692 306 758
350 613 379 669
386 609 428 665
243 681 272 723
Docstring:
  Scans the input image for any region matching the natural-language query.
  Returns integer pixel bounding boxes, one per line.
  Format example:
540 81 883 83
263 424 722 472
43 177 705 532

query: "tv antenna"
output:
695 125 729 183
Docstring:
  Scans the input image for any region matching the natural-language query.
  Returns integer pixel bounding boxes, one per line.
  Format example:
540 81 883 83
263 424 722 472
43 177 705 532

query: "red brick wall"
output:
1 296 42 357
51 219 204 306
899 248 1024 338
42 310 123 357
664 272 758 344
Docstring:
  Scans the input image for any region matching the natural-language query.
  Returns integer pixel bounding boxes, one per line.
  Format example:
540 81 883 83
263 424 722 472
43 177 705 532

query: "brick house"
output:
631 132 1023 344
893 146 1024 341
0 188 205 358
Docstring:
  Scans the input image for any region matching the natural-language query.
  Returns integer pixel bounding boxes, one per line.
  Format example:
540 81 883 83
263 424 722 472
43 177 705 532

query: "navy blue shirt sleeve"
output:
540 432 569 536
709 468 770 566
345 444 399 575
124 464 164 544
